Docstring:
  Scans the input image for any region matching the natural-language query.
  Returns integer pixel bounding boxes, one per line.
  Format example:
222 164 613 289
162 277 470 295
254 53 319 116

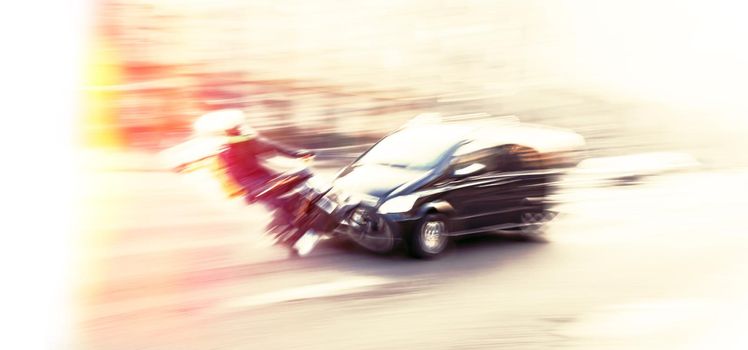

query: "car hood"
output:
333 164 430 199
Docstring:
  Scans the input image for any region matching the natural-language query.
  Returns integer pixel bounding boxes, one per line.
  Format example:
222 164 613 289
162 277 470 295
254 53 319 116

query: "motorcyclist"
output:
193 109 314 204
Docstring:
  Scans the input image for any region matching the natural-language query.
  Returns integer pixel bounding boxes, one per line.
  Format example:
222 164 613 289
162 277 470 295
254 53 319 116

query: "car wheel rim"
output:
521 212 547 234
349 217 395 253
421 221 446 253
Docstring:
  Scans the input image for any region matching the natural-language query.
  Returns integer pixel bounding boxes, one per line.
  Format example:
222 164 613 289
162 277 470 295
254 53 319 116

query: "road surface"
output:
72 165 748 350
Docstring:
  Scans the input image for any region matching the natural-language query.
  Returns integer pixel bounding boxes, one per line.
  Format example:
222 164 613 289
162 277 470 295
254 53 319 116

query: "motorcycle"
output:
167 142 338 256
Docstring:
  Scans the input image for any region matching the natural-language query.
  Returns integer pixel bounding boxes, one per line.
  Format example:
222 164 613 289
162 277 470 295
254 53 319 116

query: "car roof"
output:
401 117 585 154
391 123 477 144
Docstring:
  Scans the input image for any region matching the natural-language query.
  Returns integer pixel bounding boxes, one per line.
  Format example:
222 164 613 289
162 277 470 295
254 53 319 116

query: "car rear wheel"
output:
408 214 450 259
517 209 555 240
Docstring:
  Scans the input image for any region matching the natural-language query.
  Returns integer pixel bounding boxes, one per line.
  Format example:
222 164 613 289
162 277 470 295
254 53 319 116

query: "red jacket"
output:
219 135 305 187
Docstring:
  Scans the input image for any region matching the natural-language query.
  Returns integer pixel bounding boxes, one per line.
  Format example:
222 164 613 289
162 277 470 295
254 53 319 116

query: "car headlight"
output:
354 193 380 206
325 188 379 207
378 194 419 214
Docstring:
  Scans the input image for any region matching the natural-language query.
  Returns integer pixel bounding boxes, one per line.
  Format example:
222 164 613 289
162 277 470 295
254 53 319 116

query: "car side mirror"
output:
453 163 486 177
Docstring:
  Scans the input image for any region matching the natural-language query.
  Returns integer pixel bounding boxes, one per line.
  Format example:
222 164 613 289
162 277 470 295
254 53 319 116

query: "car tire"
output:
408 213 450 259
346 216 397 255
516 209 555 241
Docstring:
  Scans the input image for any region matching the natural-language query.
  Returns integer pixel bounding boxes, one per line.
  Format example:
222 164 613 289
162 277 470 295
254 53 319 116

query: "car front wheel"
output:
408 214 450 259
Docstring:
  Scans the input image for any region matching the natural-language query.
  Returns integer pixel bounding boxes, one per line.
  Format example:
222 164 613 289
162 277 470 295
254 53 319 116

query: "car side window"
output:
452 143 534 175
494 146 523 172
496 145 542 171
451 142 500 174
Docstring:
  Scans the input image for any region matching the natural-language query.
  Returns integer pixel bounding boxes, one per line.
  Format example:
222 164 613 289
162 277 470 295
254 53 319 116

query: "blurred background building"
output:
83 0 748 165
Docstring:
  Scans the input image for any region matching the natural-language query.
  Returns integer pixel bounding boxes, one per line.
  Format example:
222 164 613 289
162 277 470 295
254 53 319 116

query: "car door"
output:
439 142 544 231
474 144 550 228
435 143 503 231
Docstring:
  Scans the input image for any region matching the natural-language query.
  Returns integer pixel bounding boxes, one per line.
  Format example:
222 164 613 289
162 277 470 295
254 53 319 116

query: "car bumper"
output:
334 206 422 244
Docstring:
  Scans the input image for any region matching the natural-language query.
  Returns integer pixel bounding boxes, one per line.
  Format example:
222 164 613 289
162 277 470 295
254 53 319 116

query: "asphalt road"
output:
72 166 748 350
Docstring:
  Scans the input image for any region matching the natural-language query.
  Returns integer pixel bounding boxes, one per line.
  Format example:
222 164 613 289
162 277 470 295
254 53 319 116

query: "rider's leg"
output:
239 175 272 205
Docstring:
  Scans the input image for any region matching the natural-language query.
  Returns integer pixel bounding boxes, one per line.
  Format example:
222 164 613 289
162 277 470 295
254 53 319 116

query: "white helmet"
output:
193 109 257 138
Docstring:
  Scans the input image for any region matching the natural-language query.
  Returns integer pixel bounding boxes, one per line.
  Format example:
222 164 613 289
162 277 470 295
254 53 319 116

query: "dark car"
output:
314 118 585 258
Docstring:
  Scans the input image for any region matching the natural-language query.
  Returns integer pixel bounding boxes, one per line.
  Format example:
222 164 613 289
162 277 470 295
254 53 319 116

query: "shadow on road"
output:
260 233 550 281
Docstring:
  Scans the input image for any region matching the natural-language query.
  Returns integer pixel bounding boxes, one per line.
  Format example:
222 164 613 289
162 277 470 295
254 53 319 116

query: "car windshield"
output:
356 125 472 170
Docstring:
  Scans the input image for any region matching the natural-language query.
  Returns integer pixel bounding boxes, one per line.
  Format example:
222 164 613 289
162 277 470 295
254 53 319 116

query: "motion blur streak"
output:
68 1 748 350
82 0 748 164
